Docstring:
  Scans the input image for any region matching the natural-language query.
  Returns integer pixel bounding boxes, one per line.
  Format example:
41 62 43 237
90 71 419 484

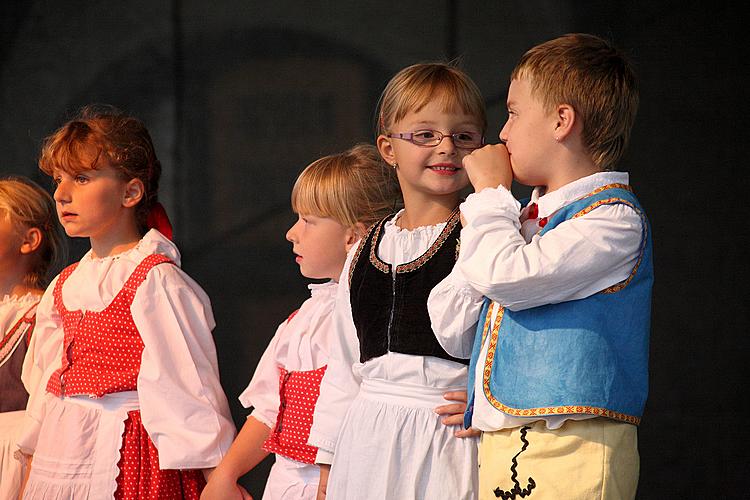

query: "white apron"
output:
326 378 478 500
21 391 139 499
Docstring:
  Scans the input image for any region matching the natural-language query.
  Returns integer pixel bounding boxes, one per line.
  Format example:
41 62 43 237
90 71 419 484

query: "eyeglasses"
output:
387 130 484 149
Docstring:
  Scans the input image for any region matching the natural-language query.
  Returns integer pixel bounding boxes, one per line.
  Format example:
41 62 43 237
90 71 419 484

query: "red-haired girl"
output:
18 105 235 499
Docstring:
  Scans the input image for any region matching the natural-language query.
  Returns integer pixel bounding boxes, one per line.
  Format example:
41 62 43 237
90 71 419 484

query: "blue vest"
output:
465 184 652 427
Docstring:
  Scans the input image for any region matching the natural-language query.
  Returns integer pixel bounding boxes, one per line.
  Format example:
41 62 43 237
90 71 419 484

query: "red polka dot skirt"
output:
115 410 205 499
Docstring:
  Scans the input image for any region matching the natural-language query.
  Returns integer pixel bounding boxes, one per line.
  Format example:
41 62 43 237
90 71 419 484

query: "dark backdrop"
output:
1 1 746 498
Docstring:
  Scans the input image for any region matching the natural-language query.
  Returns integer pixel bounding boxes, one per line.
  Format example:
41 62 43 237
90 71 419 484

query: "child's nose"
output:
499 123 510 143
436 135 457 155
286 222 299 242
53 182 70 203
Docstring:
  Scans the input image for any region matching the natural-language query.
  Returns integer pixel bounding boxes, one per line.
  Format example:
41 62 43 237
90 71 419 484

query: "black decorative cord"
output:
494 425 537 499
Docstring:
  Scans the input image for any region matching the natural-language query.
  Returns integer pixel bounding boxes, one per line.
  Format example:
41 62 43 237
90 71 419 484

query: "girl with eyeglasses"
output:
308 62 486 499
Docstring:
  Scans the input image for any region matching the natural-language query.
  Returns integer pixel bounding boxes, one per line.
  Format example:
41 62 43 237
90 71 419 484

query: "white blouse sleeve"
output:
237 319 287 428
20 277 63 446
307 247 362 463
133 265 236 470
458 186 644 311
427 266 485 359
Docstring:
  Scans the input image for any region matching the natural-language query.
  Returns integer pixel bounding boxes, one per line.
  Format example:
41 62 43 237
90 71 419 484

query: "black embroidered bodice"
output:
349 209 468 365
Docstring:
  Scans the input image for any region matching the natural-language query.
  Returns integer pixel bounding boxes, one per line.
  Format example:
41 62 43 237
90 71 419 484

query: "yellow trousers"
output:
478 418 639 500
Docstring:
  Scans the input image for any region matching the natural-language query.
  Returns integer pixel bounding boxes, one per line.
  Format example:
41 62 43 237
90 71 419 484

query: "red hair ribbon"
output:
147 202 174 241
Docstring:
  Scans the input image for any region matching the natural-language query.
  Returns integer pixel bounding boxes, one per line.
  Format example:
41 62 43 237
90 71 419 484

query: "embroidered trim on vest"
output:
348 221 380 286
573 197 649 294
366 220 390 274
0 302 38 369
587 182 632 196
480 304 641 425
367 206 461 275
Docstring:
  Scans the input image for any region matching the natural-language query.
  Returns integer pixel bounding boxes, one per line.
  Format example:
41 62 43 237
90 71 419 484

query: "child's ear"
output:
553 104 577 142
345 222 367 251
19 227 42 255
123 178 145 208
377 135 397 168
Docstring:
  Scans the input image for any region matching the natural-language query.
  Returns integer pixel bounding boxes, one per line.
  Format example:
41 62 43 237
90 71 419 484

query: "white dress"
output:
239 281 337 500
308 214 478 500
0 293 39 500
18 229 236 499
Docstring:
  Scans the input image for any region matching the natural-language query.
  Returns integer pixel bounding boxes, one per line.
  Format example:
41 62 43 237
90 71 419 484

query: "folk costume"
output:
0 293 38 500
239 281 337 499
309 210 478 500
429 172 652 500
18 230 235 499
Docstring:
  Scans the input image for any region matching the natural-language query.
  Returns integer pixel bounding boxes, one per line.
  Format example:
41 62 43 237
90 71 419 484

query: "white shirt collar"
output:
308 280 338 296
81 229 181 266
532 171 629 217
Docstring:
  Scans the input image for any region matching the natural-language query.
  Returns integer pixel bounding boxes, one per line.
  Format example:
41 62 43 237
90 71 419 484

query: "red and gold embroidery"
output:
348 221 380 286
366 207 460 275
395 207 460 273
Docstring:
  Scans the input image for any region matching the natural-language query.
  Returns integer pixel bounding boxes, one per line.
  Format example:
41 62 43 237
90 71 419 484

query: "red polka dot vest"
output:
262 365 327 464
46 254 173 398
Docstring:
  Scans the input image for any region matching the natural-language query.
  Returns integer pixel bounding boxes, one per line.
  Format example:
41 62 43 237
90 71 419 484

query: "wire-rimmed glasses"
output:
387 130 484 149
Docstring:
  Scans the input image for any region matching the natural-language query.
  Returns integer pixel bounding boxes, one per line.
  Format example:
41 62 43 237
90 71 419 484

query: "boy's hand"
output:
462 144 512 192
435 391 481 438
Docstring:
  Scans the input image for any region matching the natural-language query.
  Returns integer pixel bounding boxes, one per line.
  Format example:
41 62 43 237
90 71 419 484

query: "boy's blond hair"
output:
512 33 638 170
377 62 487 134
0 176 65 288
291 144 401 229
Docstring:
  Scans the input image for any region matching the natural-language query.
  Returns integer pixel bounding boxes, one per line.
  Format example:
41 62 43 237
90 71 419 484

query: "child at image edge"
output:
200 145 401 499
0 177 63 500
309 63 487 499
428 33 652 500
17 105 236 499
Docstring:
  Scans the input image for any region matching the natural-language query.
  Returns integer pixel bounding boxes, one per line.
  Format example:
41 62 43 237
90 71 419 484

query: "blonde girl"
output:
17 105 235 499
308 63 487 499
0 176 63 500
201 144 401 500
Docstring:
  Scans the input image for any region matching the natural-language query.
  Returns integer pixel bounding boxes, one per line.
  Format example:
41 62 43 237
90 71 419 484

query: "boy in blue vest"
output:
428 33 651 499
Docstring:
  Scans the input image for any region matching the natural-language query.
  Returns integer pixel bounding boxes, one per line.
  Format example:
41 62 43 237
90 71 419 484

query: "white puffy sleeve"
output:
237 319 287 428
307 246 362 463
427 265 485 359
22 277 62 399
133 264 236 470
458 186 643 310
19 277 64 452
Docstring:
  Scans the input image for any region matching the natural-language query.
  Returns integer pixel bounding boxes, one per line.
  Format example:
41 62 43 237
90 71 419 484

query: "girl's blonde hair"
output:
0 176 65 289
291 144 402 228
376 62 487 135
38 104 162 234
